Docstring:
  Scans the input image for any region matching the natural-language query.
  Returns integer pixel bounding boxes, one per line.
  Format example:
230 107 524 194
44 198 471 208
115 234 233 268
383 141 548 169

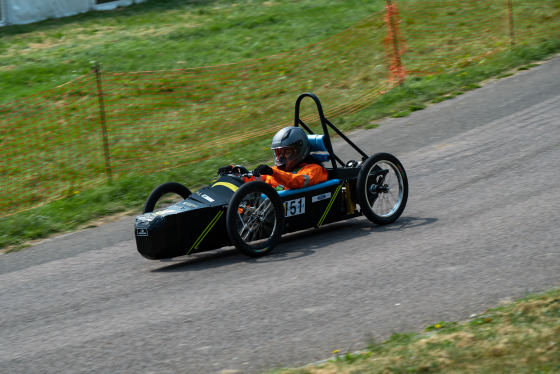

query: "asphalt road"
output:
2 55 560 374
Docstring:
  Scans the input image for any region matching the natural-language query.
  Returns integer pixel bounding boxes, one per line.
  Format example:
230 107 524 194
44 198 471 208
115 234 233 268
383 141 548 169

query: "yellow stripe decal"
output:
187 210 224 254
212 182 239 192
317 184 343 227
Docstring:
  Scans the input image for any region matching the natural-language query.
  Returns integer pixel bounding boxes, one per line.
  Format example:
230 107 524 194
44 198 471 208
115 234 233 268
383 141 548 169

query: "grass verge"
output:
1 0 560 250
2 45 560 252
266 288 560 374
0 0 382 104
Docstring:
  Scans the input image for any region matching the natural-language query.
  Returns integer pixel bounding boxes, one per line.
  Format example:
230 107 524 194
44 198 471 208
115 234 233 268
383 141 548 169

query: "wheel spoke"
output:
369 162 403 217
226 181 285 257
236 195 276 245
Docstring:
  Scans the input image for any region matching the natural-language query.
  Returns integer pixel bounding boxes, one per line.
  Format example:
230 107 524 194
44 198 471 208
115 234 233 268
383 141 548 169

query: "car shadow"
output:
150 215 438 272
355 215 439 232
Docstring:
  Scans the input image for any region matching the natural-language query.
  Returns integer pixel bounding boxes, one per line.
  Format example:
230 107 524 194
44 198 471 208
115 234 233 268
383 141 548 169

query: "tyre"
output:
356 153 408 225
226 181 285 257
143 182 192 214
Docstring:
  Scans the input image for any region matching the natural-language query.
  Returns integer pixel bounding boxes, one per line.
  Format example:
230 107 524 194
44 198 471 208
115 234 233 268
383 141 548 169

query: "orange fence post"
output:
385 0 405 85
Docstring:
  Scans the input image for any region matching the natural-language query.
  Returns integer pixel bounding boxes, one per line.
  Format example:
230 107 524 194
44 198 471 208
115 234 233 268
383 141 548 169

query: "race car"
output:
135 93 408 259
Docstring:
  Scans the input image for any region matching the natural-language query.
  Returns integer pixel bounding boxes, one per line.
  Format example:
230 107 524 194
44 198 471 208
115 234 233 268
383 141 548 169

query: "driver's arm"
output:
271 164 328 189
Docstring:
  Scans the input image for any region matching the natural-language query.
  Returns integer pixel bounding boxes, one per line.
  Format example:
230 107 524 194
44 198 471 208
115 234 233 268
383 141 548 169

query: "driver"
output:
218 126 328 190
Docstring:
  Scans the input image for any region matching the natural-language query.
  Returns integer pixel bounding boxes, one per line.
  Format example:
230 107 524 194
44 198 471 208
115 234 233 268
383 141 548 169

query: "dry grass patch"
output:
268 289 560 374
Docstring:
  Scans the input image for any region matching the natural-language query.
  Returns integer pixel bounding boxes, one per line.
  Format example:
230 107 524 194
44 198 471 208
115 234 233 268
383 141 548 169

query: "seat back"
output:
308 134 330 163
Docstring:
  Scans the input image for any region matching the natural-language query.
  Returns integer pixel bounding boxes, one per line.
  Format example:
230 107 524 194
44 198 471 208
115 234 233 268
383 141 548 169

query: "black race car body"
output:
135 175 242 259
135 93 408 259
136 176 357 259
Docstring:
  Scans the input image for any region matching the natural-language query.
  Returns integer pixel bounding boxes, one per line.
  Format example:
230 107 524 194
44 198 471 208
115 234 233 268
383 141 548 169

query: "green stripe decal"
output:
187 210 224 254
317 184 343 227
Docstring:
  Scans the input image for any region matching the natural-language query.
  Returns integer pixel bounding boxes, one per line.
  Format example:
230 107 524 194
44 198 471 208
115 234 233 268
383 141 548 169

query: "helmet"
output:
271 126 310 172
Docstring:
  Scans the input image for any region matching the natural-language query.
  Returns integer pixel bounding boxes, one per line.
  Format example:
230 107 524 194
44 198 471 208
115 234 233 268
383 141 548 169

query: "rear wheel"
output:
356 153 408 225
143 182 192 213
226 181 284 257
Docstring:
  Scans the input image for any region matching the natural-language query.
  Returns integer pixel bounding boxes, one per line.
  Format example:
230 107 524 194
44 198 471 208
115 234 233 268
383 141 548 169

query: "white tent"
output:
0 0 145 26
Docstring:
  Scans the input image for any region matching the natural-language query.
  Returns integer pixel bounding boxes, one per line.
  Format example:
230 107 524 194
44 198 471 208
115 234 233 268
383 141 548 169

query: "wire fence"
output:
1 0 559 218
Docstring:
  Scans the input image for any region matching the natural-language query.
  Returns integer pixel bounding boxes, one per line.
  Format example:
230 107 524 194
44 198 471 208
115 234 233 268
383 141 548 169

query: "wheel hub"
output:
378 184 390 193
369 184 390 194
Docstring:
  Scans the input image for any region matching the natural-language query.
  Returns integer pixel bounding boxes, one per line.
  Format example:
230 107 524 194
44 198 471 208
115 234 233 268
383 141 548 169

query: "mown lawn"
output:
1 0 559 249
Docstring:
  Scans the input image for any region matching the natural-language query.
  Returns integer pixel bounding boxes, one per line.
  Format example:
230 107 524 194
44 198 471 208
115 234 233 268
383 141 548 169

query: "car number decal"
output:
284 197 305 217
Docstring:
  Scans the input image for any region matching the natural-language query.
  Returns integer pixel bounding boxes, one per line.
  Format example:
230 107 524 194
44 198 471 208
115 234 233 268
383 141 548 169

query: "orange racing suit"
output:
246 163 328 190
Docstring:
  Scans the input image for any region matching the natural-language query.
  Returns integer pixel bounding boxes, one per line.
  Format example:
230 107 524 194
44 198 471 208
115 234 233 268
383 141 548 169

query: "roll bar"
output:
293 92 369 178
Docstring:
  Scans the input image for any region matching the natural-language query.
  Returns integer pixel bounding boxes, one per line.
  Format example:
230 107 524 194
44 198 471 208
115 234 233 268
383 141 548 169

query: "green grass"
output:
0 0 383 104
1 0 392 222
266 289 560 374
1 0 560 249
0 138 273 250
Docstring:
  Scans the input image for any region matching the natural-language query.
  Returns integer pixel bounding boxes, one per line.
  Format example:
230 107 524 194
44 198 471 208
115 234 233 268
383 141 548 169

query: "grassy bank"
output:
267 289 560 374
1 0 560 250
2 47 560 252
0 0 382 104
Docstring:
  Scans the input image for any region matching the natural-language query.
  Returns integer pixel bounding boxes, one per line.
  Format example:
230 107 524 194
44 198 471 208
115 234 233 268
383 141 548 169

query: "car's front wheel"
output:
226 181 285 257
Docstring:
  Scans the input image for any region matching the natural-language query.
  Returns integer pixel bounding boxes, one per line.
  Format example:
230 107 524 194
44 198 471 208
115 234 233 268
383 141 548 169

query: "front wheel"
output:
226 181 285 257
143 182 192 213
356 153 408 225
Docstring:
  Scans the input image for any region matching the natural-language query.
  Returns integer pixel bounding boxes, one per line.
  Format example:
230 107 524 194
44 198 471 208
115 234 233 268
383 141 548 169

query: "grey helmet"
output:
271 126 310 172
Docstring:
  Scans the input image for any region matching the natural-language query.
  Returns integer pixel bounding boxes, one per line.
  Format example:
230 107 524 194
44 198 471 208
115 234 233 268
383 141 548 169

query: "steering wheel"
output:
221 165 250 183
231 165 249 175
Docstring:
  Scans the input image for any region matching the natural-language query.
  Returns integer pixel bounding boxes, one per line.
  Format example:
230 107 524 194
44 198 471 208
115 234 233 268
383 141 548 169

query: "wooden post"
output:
507 0 515 48
93 62 113 183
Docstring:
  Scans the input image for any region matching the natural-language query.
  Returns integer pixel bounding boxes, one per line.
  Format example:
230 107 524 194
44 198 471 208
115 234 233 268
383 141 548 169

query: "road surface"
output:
1 55 559 374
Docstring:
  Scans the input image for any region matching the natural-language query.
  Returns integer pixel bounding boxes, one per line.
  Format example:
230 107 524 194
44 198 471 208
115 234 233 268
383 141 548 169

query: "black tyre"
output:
356 153 408 225
226 181 285 257
143 182 192 214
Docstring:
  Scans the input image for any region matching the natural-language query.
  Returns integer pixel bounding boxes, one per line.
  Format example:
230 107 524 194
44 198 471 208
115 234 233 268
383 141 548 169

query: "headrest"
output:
307 135 330 162
307 135 327 152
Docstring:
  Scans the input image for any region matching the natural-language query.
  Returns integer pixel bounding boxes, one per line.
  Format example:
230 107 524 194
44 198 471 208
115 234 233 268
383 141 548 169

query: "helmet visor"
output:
274 148 296 168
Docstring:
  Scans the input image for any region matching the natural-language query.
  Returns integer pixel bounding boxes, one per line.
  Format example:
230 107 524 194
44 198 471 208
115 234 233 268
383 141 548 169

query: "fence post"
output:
385 0 405 84
93 62 113 183
507 0 515 48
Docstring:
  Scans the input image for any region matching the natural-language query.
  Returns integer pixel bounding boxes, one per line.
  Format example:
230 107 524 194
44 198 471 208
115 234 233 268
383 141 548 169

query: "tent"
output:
0 0 145 26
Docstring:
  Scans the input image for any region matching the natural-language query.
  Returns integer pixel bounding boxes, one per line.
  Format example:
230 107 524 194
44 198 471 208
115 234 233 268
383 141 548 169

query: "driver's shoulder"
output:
299 162 326 171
